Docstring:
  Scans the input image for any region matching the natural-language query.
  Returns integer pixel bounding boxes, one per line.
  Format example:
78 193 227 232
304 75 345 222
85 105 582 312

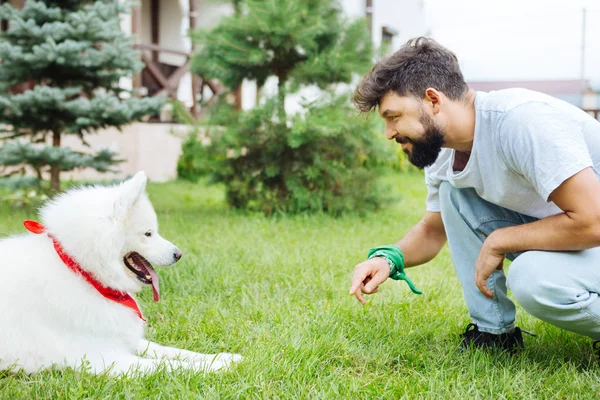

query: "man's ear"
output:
424 88 443 115
113 171 147 220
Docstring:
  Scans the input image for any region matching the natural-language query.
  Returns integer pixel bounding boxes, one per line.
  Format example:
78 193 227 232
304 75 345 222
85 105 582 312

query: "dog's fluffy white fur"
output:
0 171 241 375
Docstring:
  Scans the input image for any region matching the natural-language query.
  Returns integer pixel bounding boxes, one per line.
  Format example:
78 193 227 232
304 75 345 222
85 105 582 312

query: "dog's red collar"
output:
23 220 146 322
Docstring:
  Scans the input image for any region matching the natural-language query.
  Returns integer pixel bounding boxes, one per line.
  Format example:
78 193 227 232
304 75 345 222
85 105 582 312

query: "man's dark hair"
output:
353 37 468 112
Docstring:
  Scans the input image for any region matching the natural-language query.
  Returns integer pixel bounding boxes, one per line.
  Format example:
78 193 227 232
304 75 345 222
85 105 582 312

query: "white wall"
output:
60 123 187 183
119 4 134 93
340 0 365 19
373 0 429 50
340 0 429 51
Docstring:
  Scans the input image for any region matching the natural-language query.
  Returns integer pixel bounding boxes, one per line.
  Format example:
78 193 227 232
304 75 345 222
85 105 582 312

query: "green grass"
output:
1 172 600 399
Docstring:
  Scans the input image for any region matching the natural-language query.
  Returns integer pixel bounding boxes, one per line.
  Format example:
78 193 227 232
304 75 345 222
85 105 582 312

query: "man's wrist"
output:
367 246 404 280
486 229 507 254
372 255 394 274
367 245 422 294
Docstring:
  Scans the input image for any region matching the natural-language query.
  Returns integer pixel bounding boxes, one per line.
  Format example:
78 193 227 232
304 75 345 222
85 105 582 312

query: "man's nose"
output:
385 125 396 141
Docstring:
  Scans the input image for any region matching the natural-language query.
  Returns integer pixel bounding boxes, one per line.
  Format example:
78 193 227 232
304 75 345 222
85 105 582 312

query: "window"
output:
381 26 398 48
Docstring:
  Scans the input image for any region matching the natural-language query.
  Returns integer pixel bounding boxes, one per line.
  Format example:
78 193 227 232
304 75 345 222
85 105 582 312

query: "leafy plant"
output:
178 95 395 215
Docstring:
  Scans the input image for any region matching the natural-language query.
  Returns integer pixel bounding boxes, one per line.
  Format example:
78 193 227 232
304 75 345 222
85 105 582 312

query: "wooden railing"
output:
133 43 222 119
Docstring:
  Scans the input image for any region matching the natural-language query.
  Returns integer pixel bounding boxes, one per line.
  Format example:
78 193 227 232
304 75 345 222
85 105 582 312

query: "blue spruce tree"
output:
0 1 164 191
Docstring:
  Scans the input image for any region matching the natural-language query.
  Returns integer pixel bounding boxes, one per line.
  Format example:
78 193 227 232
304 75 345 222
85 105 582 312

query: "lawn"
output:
1 172 599 399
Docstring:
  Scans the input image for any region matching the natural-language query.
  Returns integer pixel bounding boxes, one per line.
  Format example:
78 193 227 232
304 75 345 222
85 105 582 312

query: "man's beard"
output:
405 112 445 169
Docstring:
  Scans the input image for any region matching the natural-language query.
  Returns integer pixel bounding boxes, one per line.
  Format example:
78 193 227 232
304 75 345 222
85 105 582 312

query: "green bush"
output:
177 96 396 215
1 189 48 209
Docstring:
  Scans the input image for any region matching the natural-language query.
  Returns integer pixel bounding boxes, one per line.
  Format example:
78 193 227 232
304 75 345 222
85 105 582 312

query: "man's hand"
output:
349 257 391 304
475 235 506 299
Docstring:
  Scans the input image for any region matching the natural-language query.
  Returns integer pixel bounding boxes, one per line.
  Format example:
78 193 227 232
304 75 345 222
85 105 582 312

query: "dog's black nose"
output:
174 250 183 261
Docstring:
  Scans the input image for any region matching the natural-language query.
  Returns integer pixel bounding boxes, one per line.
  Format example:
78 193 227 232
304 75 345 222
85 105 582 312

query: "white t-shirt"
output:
424 88 600 219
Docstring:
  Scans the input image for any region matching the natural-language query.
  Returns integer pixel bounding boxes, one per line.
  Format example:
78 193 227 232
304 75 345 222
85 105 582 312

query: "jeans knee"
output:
507 252 547 310
439 180 457 199
439 181 460 216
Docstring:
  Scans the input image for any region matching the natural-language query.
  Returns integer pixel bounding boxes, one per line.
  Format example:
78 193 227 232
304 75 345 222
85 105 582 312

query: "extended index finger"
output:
349 266 369 295
353 283 367 304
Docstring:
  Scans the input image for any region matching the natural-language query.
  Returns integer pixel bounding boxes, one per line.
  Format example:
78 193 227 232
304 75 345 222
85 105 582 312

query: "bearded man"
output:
349 37 600 354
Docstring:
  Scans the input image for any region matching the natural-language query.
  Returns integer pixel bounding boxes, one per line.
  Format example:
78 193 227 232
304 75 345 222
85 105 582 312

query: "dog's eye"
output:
145 231 152 237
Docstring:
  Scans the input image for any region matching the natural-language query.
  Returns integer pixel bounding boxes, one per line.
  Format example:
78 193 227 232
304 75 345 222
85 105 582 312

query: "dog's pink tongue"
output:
148 268 160 302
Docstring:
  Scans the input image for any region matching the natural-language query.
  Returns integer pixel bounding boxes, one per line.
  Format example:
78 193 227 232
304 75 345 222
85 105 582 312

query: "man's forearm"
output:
488 212 600 255
396 216 447 268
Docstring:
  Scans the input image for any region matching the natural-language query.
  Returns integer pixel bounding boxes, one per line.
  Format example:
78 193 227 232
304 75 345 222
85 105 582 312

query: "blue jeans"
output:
439 181 600 339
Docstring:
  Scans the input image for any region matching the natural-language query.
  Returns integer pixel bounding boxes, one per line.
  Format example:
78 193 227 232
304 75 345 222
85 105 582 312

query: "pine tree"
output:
0 1 164 191
191 0 373 118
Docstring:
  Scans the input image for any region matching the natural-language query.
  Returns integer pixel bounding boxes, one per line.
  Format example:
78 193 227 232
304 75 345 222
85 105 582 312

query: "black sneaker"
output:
460 323 526 353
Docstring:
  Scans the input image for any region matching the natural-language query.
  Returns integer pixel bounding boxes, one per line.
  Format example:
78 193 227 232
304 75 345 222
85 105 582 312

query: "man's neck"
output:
452 150 471 172
444 89 477 152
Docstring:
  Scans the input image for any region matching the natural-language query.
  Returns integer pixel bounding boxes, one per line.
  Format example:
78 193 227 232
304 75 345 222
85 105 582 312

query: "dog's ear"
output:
113 171 147 219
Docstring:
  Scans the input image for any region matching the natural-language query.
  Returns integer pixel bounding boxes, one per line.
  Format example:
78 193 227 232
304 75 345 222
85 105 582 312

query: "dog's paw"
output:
195 353 243 373
215 352 243 365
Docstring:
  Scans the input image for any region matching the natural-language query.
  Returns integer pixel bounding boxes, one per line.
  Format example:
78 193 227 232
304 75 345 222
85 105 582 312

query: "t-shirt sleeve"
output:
424 170 441 212
499 102 592 201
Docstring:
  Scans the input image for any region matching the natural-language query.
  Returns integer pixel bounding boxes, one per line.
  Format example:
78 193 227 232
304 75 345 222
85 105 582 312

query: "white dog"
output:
0 171 241 375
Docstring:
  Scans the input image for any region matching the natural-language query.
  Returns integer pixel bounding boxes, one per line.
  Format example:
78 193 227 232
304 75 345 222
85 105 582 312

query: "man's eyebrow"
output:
381 109 401 118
